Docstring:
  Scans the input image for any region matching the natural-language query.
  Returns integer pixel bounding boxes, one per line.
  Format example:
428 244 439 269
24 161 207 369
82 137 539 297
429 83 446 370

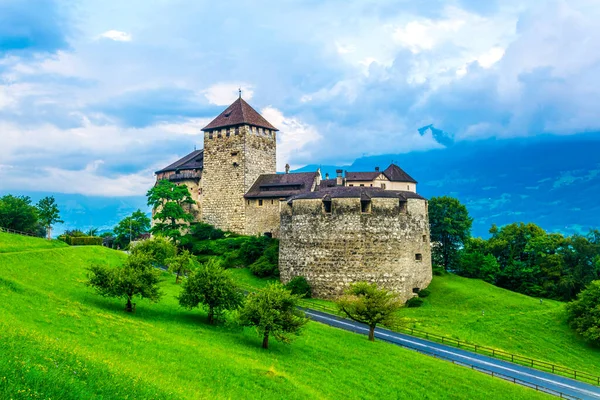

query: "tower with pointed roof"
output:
200 97 278 233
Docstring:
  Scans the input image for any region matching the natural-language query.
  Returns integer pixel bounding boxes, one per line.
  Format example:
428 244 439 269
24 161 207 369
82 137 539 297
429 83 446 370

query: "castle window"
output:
271 199 274 205
381 183 386 189
359 184 364 187
226 130 230 137
235 127 240 135
247 200 250 205
423 235 427 243
370 184 373 187
323 199 332 214
399 200 407 214
208 132 213 139
361 200 372 214
231 151 238 156
258 199 263 207
407 185 410 190
415 253 423 261
349 184 354 187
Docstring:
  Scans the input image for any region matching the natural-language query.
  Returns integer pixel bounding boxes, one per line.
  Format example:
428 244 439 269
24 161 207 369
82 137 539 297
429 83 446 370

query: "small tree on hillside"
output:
178 259 243 324
337 282 402 342
166 249 197 283
87 252 163 312
239 283 307 349
566 280 600 344
130 236 176 266
429 196 473 271
36 196 63 240
147 180 195 242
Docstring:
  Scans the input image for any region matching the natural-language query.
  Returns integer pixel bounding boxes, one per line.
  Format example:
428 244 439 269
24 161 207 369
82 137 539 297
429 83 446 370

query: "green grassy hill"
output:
229 268 600 378
0 232 68 253
0 233 550 399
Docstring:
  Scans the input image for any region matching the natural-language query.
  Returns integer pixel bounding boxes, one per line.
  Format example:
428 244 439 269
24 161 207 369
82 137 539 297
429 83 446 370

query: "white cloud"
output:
261 107 322 171
203 83 254 106
99 30 132 42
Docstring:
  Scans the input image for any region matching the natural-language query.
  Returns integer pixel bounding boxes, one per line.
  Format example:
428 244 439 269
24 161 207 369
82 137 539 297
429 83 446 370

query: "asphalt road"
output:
303 309 600 400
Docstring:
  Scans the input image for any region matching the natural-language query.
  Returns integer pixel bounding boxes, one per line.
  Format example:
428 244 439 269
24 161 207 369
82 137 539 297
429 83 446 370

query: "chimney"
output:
285 163 290 174
375 166 380 172
325 173 329 180
336 169 343 186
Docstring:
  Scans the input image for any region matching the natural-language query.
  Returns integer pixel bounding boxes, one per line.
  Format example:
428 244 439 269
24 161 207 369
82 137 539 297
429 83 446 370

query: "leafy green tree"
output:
566 280 600 344
429 196 473 271
130 236 176 266
147 180 195 241
36 196 63 240
337 282 402 342
178 259 243 324
87 252 163 312
113 210 151 248
86 228 99 237
457 238 500 283
166 249 197 283
239 283 307 349
0 195 39 234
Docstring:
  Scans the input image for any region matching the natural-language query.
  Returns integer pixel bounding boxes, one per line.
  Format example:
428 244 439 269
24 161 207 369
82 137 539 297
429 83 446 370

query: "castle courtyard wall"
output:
279 197 432 301
244 198 282 237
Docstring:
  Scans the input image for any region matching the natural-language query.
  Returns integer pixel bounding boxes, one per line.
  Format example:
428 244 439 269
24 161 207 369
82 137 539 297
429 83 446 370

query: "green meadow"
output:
0 232 551 399
229 267 600 378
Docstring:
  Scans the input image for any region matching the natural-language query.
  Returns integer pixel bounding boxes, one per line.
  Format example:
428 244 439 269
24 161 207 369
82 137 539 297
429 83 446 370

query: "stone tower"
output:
201 97 278 234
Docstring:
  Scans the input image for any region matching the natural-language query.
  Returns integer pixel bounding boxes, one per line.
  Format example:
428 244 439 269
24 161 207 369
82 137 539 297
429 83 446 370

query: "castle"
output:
155 96 432 300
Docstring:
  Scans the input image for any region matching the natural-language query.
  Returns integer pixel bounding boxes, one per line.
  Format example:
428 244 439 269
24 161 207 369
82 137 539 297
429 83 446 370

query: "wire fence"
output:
237 282 600 387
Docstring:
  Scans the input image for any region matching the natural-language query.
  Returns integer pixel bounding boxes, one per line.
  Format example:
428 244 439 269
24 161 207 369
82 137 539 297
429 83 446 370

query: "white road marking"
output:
305 310 600 399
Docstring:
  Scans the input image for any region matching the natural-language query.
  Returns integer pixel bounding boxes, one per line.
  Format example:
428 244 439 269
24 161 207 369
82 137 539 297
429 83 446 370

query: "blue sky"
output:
1 0 599 196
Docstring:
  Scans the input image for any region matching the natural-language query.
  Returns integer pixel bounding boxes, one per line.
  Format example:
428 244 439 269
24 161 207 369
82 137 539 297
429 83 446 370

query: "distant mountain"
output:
4 134 599 238
296 133 600 238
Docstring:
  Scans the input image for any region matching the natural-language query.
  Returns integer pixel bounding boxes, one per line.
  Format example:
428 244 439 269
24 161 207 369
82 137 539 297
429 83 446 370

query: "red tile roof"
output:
202 98 278 131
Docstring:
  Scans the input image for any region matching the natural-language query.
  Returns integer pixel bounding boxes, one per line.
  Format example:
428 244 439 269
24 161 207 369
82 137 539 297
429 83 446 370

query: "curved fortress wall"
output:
279 196 432 301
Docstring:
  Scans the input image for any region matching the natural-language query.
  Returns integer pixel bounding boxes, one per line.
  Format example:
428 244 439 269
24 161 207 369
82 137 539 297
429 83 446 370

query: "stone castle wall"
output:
245 198 281 237
279 197 432 301
201 125 276 234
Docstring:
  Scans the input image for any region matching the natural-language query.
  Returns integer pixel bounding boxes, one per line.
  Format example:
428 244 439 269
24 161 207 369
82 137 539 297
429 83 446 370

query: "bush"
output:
432 266 445 276
240 236 272 266
566 280 600 344
406 297 424 308
130 237 176 265
249 240 279 278
417 289 431 298
285 276 312 298
188 223 225 241
64 236 103 246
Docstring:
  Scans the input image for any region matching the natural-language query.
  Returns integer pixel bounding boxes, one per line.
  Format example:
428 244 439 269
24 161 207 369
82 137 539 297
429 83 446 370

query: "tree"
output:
429 196 473 271
238 283 307 349
336 282 402 342
178 259 243 324
86 228 99 237
130 236 176 266
166 249 197 283
87 252 163 312
566 280 600 344
36 196 63 240
0 195 39 234
113 210 151 249
147 180 195 241
456 238 500 283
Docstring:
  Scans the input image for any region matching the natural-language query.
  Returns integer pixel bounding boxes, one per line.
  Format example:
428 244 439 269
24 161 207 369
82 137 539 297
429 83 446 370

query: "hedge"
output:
63 236 103 246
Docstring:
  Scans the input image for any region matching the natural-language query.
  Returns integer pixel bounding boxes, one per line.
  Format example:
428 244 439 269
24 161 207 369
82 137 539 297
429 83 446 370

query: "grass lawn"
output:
229 268 600 378
0 234 550 399
0 232 67 253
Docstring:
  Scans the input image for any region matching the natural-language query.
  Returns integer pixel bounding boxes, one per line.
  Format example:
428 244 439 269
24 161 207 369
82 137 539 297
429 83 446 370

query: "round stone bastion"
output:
278 187 432 301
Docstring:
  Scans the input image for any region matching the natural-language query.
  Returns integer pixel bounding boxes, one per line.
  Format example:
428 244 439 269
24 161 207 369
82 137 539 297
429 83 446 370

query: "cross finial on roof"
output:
239 87 242 98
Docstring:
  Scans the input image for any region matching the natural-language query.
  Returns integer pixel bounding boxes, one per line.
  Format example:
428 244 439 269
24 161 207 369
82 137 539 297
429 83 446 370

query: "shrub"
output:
64 236 103 246
188 223 225 241
406 297 424 308
240 236 272 266
249 258 279 278
285 276 312 298
432 267 445 276
417 289 431 298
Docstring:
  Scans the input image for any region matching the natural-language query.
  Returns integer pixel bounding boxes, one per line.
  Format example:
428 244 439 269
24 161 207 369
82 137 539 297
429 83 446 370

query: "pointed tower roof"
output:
383 164 417 183
202 98 278 131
